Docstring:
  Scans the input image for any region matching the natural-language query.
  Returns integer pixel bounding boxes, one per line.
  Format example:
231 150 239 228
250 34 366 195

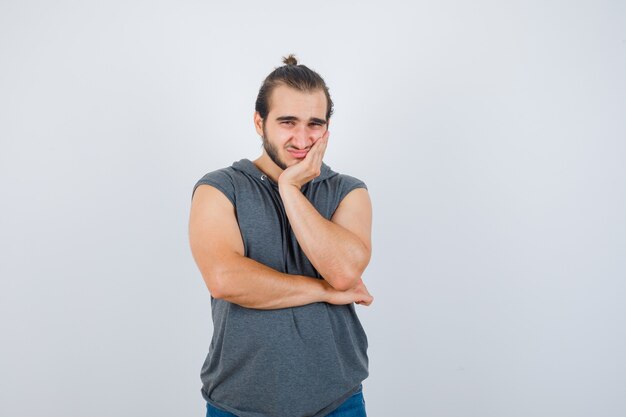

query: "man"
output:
188 54 374 417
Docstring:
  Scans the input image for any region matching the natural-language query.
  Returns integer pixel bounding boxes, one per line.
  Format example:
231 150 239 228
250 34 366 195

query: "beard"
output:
261 123 289 170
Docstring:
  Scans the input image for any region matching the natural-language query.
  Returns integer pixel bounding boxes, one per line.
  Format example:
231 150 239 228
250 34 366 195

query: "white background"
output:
1 1 625 416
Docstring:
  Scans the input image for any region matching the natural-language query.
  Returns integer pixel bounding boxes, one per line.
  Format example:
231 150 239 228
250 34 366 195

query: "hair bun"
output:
282 54 298 66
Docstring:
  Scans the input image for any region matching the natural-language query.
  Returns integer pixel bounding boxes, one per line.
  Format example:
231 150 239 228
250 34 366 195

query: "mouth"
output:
288 149 308 159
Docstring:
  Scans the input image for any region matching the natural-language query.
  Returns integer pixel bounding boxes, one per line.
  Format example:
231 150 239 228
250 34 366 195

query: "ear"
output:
253 112 264 136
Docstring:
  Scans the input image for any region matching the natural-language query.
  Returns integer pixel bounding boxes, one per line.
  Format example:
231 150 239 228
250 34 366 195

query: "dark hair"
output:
255 54 334 121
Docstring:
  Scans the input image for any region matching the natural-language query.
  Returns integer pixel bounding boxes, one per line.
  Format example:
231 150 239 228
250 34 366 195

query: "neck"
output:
252 153 283 184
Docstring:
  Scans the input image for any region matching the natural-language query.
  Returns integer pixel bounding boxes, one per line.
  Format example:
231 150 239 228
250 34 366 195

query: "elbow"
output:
331 272 362 292
333 279 359 292
209 284 225 300
331 254 370 291
205 279 223 299
203 270 228 300
204 257 242 301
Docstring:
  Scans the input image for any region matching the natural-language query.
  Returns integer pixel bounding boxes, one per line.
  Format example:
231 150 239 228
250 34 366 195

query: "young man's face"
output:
254 84 329 170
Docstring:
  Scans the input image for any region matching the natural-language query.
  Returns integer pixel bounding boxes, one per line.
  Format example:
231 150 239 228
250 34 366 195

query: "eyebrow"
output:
275 116 327 125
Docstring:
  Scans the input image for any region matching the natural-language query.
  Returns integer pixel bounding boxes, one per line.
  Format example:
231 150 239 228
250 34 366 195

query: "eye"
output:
281 121 295 126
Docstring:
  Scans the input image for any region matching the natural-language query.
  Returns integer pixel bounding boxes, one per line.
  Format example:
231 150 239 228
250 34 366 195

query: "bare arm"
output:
278 184 372 291
188 184 372 309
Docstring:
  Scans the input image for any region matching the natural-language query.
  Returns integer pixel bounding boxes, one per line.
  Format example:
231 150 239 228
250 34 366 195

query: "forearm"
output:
278 184 368 291
212 253 331 310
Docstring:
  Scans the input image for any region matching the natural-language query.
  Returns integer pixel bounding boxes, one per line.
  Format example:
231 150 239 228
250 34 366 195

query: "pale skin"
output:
188 84 373 309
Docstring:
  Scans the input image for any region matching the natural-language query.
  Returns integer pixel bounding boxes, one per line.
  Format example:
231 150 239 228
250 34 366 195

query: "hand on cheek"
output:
279 130 330 189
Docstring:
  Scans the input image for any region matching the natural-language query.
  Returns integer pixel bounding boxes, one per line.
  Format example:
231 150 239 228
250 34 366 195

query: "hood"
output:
231 158 337 190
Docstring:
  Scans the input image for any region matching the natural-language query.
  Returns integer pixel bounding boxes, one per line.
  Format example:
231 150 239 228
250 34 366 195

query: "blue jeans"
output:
205 385 367 417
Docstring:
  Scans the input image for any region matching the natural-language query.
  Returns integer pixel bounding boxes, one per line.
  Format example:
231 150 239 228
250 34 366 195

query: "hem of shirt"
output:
201 382 364 417
313 383 363 417
202 389 244 417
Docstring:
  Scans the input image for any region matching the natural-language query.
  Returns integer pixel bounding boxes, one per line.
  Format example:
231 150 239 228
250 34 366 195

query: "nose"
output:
291 124 316 150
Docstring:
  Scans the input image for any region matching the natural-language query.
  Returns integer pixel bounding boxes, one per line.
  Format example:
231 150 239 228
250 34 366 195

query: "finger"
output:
319 131 329 147
308 133 327 171
316 130 329 145
311 136 325 164
315 142 326 166
303 137 324 162
308 137 322 155
307 141 323 167
318 132 328 153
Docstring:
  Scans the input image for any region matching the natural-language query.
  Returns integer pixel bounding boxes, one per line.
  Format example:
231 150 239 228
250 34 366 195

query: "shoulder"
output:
314 168 370 220
195 166 237 185
191 166 238 205
326 172 368 202
333 172 368 189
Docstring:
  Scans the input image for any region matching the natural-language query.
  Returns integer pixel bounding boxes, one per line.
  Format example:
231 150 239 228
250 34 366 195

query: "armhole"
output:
192 181 236 208
331 177 368 218
191 177 245 256
338 182 368 204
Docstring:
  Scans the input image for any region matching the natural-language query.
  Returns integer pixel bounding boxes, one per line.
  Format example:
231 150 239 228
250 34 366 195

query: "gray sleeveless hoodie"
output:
192 158 369 417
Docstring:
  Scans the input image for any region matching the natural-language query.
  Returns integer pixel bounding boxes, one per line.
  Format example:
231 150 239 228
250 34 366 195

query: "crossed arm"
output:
188 183 373 309
278 183 372 291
